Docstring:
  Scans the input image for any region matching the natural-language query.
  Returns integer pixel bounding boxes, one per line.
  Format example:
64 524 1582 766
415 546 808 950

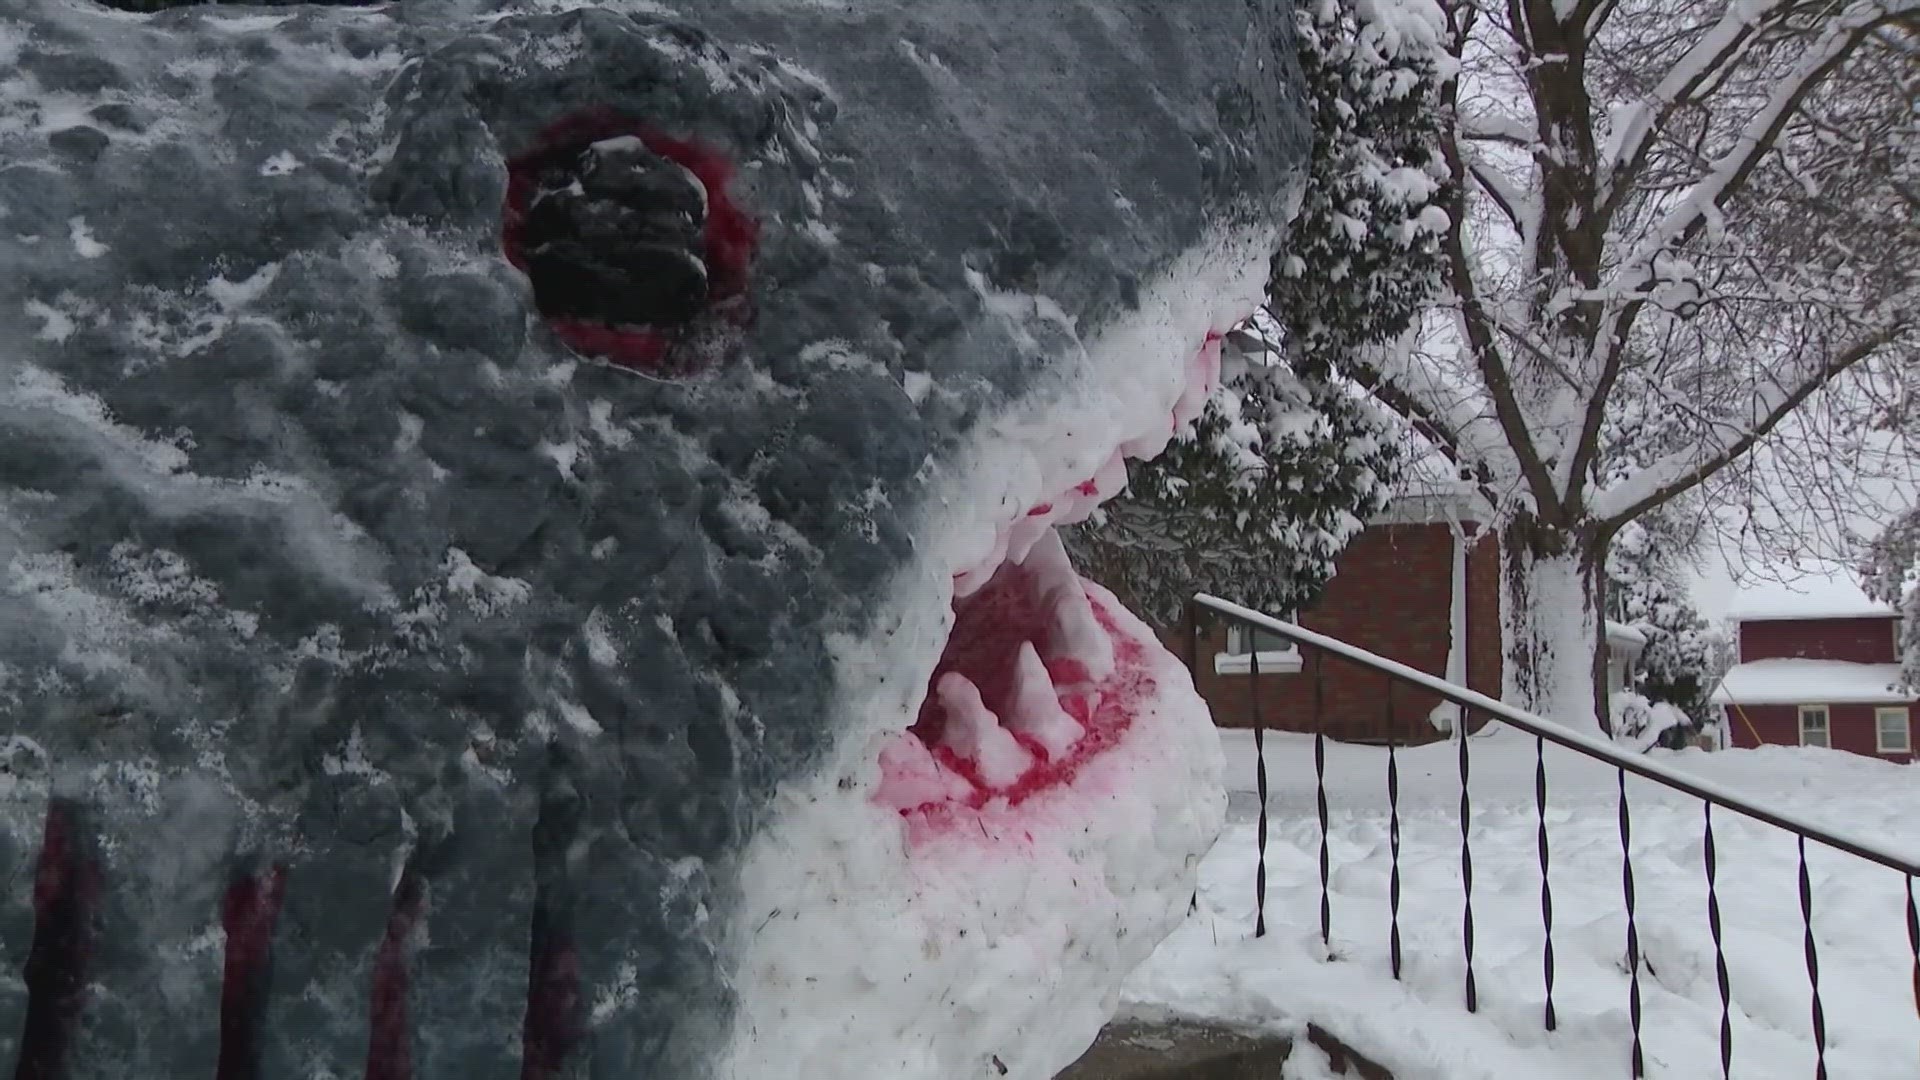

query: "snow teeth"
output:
1002 641 1086 760
1047 583 1114 685
1014 526 1078 590
1003 514 1054 567
1084 450 1129 503
1018 530 1115 684
954 526 1013 599
934 672 1033 789
876 734 977 810
1171 332 1224 429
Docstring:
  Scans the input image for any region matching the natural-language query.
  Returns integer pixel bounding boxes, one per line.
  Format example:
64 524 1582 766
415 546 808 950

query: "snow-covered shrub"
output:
1609 690 1696 752
1068 0 1448 627
1605 519 1720 726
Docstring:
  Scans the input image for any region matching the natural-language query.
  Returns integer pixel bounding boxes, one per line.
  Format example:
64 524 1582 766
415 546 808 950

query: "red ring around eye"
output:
502 107 759 375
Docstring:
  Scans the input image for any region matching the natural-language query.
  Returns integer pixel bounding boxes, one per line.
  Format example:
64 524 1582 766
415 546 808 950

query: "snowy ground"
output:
1126 728 1920 1079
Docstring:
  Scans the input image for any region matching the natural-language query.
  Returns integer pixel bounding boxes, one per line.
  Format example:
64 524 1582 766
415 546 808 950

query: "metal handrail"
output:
1194 593 1920 877
1197 593 1920 1077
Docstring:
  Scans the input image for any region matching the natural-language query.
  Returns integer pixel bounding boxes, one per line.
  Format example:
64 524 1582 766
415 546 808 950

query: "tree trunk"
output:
1498 515 1611 735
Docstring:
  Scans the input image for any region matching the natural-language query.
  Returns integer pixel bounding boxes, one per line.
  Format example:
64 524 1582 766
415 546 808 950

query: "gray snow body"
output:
0 1 1308 1077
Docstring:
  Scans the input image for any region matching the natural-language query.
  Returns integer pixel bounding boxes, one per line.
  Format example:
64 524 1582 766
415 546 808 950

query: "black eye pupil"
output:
519 138 713 330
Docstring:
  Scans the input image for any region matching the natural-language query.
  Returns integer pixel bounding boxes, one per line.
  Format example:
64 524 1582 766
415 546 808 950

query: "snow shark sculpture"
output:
0 1 1307 1077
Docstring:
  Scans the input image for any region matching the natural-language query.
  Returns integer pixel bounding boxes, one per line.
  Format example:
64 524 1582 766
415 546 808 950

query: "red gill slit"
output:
217 864 289 1080
365 869 426 1080
14 802 99 1080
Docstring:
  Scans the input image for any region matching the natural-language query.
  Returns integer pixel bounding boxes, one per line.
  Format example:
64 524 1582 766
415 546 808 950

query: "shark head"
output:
0 1 1307 1077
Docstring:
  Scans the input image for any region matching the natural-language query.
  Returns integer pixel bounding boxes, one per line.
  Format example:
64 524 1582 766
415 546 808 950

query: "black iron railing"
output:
1193 593 1920 1080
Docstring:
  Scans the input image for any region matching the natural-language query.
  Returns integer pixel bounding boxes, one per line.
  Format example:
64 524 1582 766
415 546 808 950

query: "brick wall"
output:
1736 617 1901 664
1169 524 1501 743
1465 530 1502 705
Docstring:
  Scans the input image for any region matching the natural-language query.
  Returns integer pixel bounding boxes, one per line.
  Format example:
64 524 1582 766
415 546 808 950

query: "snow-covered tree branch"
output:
1334 0 1920 732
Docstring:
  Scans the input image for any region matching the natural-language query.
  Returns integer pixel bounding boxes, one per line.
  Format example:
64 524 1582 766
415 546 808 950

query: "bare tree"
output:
1344 0 1920 732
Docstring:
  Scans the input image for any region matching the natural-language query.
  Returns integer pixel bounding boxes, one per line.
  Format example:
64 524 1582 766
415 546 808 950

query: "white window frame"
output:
1875 707 1911 755
1798 705 1830 748
1214 621 1303 675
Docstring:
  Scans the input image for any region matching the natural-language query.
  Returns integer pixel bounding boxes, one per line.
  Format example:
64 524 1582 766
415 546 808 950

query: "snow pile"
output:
1127 730 1920 1079
1713 659 1908 705
1605 619 1648 647
1610 690 1694 751
719 235 1275 1080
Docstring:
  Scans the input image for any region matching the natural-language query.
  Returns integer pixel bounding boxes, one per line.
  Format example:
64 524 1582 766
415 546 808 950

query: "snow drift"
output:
0 1 1308 1078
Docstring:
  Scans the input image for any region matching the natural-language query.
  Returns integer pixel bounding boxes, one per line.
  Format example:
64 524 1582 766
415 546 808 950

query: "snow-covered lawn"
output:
1127 729 1920 1079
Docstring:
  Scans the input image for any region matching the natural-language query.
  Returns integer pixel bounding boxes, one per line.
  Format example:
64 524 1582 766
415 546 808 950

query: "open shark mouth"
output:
877 334 1226 825
719 300 1247 1078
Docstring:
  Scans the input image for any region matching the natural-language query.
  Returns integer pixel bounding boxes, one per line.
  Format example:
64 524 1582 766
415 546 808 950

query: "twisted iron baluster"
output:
1799 835 1827 1080
1387 680 1402 982
1537 733 1556 1032
1315 647 1330 952
1459 711 1477 1013
1705 802 1732 1079
1908 877 1919 1046
1620 768 1645 1078
1252 635 1268 939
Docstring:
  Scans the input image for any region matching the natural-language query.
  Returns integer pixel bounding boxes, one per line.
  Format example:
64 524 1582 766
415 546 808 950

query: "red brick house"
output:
1712 593 1912 763
1162 485 1504 745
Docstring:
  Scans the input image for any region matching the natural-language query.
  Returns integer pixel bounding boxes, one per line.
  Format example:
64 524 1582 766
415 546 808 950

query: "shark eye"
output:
502 109 758 377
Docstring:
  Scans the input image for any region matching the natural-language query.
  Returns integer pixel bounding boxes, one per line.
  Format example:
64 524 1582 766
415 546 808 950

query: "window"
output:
1798 705 1830 748
1876 707 1911 754
1215 621 1302 675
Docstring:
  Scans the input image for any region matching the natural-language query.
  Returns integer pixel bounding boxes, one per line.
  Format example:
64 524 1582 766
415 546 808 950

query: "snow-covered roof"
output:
1727 575 1897 622
1710 659 1911 705
1605 620 1647 647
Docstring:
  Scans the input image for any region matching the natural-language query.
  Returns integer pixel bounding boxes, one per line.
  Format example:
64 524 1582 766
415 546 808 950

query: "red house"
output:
1713 590 1912 763
1158 481 1505 745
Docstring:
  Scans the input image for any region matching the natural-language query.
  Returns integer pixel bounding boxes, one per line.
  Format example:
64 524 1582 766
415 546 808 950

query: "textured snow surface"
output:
1712 659 1909 704
1128 731 1920 1080
0 0 1304 1076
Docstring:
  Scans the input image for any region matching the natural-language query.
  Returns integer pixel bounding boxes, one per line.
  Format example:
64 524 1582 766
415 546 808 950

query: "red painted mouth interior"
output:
876 329 1236 825
501 107 758 374
875 528 1154 822
939 566 1143 803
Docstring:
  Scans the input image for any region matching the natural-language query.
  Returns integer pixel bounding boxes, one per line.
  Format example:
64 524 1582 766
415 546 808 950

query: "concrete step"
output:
1052 1018 1393 1080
